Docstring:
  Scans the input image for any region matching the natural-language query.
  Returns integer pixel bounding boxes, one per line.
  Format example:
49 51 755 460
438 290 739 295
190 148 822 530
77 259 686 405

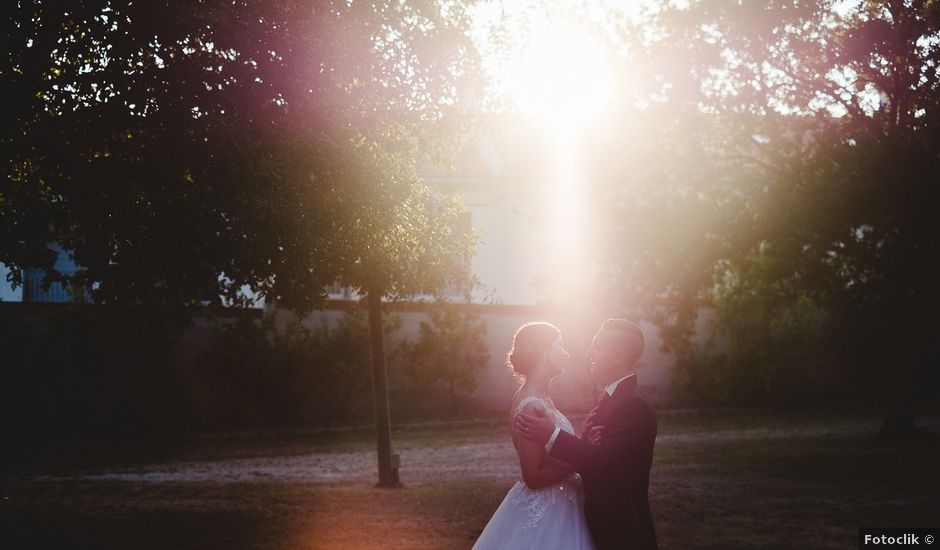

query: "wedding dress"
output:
472 395 596 550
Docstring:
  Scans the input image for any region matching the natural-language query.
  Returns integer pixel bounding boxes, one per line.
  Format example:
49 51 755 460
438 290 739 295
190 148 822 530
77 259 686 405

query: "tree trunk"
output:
449 378 459 416
368 287 399 487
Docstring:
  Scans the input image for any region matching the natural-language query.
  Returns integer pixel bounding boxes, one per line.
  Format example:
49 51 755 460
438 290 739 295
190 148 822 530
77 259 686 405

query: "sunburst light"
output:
511 21 613 126
509 19 614 299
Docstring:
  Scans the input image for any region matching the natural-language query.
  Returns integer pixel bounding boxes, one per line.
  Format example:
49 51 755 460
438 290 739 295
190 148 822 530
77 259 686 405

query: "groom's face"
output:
586 329 629 384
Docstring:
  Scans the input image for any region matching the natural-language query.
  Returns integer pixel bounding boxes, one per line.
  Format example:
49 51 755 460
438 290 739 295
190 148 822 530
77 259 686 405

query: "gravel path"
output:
20 416 914 484
71 441 521 484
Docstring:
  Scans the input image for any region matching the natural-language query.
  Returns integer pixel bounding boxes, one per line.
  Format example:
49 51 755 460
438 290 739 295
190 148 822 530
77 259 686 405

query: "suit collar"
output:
605 373 637 398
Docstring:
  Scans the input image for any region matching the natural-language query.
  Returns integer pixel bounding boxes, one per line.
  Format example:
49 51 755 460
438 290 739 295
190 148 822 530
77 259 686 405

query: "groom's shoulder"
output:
620 395 657 424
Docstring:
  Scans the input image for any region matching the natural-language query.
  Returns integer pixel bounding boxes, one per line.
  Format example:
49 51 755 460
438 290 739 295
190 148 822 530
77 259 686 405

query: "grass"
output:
651 433 939 548
0 479 510 549
1 406 937 549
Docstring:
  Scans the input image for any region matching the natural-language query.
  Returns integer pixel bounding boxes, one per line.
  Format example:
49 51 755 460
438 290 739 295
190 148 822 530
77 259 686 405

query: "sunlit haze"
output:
510 20 614 126
490 11 616 301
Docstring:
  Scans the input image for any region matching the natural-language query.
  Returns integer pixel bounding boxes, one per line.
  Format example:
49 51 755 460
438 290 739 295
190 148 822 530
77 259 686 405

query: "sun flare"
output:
511 21 613 126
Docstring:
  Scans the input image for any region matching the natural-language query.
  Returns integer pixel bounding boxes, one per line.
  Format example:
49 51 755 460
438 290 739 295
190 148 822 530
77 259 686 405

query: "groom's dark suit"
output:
548 374 658 550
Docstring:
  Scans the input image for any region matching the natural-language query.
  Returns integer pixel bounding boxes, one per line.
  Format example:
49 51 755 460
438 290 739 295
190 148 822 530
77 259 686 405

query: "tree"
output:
2 0 482 310
192 306 402 427
672 243 833 405
314 308 402 420
399 298 490 416
592 1 939 433
2 1 484 482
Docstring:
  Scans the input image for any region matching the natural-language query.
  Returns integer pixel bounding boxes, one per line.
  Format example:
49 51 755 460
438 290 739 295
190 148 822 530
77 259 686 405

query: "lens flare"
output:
511 21 613 125
510 20 612 300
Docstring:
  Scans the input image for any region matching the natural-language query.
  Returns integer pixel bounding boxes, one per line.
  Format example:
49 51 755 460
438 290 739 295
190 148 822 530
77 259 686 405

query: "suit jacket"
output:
549 374 658 550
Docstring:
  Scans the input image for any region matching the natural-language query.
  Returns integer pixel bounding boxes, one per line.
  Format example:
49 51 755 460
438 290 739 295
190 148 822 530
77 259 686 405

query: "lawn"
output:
1 406 937 549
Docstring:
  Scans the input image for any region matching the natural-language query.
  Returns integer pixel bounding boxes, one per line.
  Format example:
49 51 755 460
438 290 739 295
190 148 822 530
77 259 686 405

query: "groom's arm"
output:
548 399 656 478
514 402 578 489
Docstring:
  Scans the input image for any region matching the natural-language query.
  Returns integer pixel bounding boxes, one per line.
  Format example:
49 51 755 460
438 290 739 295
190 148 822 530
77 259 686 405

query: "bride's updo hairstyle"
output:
507 322 560 382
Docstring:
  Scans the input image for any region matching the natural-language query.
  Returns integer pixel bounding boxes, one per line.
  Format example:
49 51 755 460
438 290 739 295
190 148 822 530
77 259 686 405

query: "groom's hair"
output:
600 318 645 366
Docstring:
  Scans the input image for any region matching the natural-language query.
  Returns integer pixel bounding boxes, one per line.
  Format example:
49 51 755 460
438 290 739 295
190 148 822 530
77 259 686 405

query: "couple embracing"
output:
472 318 658 550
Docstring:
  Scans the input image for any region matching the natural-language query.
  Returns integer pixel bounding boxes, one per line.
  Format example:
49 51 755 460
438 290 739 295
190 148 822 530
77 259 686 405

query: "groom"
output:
516 318 658 550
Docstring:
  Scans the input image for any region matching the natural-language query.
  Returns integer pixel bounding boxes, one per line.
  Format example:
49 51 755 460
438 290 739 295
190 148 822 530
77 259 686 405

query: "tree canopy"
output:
567 1 940 417
2 0 483 313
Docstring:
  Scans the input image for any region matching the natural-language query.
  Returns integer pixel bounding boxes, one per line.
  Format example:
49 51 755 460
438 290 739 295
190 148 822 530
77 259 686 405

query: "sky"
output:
0 265 21 301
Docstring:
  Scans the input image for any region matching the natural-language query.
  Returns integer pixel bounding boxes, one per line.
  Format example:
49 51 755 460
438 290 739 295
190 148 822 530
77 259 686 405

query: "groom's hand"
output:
581 410 600 434
585 425 604 446
515 408 556 446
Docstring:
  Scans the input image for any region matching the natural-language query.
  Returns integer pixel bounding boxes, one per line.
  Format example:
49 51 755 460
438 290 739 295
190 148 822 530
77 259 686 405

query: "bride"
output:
472 322 598 549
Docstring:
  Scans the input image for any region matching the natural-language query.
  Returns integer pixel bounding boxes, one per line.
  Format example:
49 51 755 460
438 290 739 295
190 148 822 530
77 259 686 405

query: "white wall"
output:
465 202 541 306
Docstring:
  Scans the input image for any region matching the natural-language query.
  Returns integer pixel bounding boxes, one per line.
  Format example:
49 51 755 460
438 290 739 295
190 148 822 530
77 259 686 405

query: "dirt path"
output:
21 416 911 484
69 442 521 483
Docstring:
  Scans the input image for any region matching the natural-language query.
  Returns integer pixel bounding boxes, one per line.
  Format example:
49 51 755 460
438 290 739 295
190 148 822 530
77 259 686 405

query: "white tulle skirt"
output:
472 474 596 550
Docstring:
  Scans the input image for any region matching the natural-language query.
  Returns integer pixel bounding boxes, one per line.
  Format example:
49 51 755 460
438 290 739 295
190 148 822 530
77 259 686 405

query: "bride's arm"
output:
514 402 577 489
